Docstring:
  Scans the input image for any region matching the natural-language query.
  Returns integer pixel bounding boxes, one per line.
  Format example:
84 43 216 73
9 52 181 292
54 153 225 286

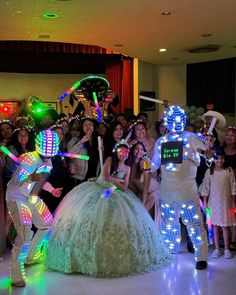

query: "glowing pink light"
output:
0 146 19 164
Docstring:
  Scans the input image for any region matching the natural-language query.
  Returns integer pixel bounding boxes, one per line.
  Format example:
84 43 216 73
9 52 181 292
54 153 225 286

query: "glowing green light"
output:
0 277 11 289
43 13 59 19
79 75 110 87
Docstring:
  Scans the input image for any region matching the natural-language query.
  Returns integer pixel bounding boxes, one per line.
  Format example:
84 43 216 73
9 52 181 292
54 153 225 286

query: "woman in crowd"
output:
128 141 160 226
103 121 124 160
68 117 99 185
129 120 156 159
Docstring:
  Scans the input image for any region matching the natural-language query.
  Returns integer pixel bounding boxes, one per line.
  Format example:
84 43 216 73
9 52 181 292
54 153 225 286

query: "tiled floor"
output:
0 246 235 295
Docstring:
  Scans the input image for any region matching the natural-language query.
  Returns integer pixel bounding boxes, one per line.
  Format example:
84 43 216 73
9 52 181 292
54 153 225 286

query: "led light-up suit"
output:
6 130 60 286
151 106 208 267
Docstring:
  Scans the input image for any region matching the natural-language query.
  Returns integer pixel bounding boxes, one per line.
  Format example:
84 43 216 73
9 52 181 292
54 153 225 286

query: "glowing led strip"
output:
57 81 81 101
57 151 89 160
100 185 117 199
0 146 19 164
92 92 102 123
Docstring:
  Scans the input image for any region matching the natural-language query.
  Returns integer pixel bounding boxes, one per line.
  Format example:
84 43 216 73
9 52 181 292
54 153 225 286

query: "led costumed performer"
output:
5 130 61 287
151 106 208 270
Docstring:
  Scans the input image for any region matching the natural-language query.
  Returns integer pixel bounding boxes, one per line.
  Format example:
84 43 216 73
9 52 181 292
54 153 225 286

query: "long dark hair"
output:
79 117 98 149
127 141 147 178
103 121 124 160
10 128 35 154
110 143 129 176
130 121 147 140
210 147 226 175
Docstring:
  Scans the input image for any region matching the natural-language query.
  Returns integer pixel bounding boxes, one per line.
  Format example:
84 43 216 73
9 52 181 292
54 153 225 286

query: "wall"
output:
137 61 187 123
155 64 186 118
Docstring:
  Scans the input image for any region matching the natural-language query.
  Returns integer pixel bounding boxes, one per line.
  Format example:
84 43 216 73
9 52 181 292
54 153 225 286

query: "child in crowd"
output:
202 148 236 259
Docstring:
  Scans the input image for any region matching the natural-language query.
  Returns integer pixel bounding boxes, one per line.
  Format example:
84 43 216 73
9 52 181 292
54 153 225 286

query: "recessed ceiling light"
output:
162 11 172 16
43 13 59 19
159 48 167 52
16 10 22 14
201 33 213 37
114 44 124 47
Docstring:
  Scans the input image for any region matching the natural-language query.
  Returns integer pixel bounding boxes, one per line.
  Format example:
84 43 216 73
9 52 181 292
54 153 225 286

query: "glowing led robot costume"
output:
151 106 208 269
6 130 60 286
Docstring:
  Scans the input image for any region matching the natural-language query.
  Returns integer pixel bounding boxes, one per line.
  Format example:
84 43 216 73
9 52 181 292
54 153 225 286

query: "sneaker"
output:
211 249 222 258
11 280 26 288
195 261 208 270
224 249 233 259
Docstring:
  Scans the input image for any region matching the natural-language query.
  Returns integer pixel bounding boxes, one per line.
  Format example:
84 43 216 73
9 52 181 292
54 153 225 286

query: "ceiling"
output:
0 0 236 65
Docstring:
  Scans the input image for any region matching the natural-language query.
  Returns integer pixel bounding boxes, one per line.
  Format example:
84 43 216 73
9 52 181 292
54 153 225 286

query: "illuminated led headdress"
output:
13 126 35 134
0 119 14 126
163 105 186 134
50 123 63 130
35 130 60 157
112 139 129 153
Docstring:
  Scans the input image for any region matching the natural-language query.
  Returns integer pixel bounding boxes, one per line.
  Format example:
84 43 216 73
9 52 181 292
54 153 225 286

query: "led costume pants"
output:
161 199 208 261
7 196 52 283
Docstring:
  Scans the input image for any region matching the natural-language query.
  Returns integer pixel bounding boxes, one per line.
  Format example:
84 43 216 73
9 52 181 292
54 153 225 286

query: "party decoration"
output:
182 105 205 129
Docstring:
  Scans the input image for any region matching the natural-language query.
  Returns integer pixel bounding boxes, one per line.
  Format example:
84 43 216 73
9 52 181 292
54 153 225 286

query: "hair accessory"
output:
0 119 13 125
112 139 129 153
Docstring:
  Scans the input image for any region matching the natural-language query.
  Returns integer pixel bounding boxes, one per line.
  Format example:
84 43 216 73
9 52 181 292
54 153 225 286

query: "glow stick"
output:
0 146 19 164
206 207 214 245
207 117 217 135
101 184 117 199
97 136 103 169
57 151 89 160
57 81 81 101
199 199 214 244
139 95 165 105
93 92 102 123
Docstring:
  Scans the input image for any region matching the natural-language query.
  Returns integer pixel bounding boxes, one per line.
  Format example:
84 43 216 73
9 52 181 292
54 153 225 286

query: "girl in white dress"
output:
202 148 236 259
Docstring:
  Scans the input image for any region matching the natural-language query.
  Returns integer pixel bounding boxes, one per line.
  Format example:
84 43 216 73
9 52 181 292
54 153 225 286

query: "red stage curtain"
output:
106 58 133 113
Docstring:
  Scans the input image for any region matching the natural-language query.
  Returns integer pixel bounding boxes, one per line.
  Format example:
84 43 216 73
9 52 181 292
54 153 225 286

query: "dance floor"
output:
0 245 235 295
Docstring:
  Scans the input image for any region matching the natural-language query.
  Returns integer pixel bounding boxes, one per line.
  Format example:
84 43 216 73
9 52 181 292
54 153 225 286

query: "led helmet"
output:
35 129 60 157
163 105 186 134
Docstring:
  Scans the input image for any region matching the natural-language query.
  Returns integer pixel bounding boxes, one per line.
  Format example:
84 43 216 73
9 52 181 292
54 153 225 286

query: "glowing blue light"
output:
163 105 186 134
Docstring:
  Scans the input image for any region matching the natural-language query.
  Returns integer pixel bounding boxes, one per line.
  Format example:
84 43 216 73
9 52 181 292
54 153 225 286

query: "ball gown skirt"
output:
45 179 172 277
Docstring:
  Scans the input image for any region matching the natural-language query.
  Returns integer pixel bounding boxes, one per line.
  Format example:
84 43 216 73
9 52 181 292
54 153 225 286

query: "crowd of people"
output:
0 103 235 287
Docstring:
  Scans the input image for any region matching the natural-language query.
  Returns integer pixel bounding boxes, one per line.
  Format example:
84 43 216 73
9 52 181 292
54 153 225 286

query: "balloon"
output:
196 107 205 116
190 112 197 119
189 105 197 113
